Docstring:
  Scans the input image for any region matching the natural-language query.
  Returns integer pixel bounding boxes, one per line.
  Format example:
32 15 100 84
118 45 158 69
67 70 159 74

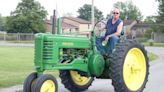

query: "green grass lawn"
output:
0 46 59 88
0 46 158 88
142 42 164 47
0 46 35 88
148 52 158 61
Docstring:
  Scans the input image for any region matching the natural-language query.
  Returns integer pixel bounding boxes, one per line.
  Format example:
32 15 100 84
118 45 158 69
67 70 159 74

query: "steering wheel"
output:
93 20 107 37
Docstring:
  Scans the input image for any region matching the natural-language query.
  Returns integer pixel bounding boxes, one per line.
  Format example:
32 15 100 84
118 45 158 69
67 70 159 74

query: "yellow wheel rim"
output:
70 71 91 86
123 48 146 91
31 79 36 91
40 80 55 92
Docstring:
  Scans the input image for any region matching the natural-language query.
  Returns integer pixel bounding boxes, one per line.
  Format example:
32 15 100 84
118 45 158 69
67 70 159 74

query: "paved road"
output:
0 47 164 92
143 47 164 92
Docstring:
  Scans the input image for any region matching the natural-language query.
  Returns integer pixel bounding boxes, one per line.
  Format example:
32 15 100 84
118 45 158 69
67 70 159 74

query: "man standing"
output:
96 8 123 56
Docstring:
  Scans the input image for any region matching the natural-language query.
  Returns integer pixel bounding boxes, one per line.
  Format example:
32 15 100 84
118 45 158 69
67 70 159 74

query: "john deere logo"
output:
62 42 74 46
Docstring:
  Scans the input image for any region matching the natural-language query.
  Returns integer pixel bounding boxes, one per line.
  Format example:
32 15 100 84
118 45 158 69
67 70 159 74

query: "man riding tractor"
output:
96 8 123 57
23 7 149 92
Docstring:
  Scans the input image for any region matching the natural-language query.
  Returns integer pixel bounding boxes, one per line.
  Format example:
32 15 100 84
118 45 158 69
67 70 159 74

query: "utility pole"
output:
91 0 94 29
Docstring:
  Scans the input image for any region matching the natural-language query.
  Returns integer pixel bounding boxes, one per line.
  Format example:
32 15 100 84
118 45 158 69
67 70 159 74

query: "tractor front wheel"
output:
110 40 149 92
33 74 58 92
23 72 37 92
59 70 94 92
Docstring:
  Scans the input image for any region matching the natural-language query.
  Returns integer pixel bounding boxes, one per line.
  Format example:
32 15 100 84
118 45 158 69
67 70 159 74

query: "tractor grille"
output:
43 41 53 60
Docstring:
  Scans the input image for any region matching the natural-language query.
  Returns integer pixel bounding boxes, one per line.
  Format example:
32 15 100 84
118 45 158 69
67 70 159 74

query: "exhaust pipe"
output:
52 10 56 34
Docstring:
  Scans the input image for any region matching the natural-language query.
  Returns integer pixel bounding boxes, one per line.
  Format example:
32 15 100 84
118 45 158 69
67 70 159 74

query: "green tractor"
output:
23 18 149 92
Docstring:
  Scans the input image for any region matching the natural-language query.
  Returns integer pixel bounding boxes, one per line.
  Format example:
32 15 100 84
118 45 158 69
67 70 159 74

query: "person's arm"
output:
105 21 123 41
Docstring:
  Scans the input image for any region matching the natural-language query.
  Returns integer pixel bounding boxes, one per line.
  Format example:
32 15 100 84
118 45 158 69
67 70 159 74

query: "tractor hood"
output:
35 33 91 48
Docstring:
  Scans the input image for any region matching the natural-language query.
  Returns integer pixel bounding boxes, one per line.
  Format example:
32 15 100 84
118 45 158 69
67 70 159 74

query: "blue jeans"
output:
96 35 120 55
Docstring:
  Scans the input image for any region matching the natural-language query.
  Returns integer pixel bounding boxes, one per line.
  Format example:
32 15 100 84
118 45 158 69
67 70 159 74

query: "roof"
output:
62 22 78 29
45 19 78 29
133 23 152 28
45 20 52 25
123 20 136 26
130 23 159 30
62 17 91 24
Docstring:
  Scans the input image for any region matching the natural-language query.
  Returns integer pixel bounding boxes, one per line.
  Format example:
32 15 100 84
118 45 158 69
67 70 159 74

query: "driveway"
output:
0 47 164 92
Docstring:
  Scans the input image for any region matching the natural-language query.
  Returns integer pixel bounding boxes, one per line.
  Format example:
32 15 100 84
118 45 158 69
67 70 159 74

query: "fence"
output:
4 31 162 43
154 33 164 42
0 32 34 42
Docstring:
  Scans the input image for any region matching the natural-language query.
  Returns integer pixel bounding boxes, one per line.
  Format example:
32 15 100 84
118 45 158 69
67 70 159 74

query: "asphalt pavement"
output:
143 47 164 92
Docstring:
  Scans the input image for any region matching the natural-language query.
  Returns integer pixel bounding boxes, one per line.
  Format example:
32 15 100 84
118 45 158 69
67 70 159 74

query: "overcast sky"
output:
0 0 159 18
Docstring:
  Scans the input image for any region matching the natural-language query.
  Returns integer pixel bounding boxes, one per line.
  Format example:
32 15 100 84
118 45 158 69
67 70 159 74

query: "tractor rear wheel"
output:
33 74 58 92
23 72 37 92
110 40 149 92
59 70 94 92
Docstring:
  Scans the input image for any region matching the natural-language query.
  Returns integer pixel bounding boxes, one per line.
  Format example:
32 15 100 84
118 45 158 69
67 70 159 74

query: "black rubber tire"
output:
110 40 149 92
59 70 94 92
33 74 58 92
23 72 37 92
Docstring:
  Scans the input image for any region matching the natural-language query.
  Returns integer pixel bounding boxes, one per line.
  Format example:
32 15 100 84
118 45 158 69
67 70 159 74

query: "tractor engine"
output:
60 48 88 63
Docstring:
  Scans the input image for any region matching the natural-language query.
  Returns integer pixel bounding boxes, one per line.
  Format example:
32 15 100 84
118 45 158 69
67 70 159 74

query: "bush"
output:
148 39 154 46
144 29 153 39
136 37 149 43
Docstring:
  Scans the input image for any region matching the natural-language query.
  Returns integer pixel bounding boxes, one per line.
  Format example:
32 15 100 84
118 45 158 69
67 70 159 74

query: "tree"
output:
144 16 158 36
106 0 142 20
156 0 164 33
144 16 157 23
0 14 6 31
77 4 104 21
0 14 3 31
0 14 2 25
5 0 47 33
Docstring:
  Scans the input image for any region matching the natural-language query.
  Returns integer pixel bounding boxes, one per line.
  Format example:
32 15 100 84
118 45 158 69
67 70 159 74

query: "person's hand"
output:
105 35 111 41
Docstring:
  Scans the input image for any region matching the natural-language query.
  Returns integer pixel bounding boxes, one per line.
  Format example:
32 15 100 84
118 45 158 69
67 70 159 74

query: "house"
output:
62 17 91 32
45 19 78 33
132 23 164 42
123 20 137 38
131 23 152 37
45 17 91 35
123 20 153 38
